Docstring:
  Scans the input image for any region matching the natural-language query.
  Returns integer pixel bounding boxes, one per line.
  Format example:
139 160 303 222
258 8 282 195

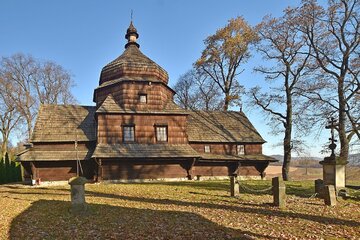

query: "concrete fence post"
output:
230 176 239 197
272 177 286 208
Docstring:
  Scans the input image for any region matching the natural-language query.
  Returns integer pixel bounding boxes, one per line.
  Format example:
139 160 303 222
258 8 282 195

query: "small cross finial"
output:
131 10 133 21
325 117 338 157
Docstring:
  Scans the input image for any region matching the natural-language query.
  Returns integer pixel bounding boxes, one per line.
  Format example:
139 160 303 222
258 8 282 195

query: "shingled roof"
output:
17 149 93 161
96 94 187 114
186 111 265 143
31 104 96 142
92 143 200 158
99 44 169 85
199 153 277 162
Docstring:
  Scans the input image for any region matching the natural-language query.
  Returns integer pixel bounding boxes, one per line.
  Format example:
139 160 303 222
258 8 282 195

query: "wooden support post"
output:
98 159 103 182
181 158 196 180
272 177 286 208
255 162 269 180
30 162 37 185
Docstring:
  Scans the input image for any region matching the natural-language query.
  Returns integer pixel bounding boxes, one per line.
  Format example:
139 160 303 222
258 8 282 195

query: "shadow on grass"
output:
9 199 273 240
84 189 360 228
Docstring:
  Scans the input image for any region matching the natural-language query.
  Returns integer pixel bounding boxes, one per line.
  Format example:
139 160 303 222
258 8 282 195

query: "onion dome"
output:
99 21 169 85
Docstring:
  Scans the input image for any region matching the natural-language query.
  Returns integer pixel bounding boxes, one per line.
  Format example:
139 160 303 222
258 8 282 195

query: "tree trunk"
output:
25 115 32 141
223 94 229 111
282 78 292 181
338 77 349 162
1 138 7 158
282 137 291 181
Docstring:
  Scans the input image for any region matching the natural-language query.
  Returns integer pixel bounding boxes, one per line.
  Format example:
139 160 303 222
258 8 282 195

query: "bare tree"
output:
34 61 76 104
194 72 223 111
173 70 223 111
0 54 38 140
173 70 199 110
297 0 360 162
249 9 311 180
0 79 22 157
0 53 76 141
195 16 257 110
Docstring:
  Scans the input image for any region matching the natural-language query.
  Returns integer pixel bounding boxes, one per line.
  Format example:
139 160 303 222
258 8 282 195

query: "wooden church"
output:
17 22 276 182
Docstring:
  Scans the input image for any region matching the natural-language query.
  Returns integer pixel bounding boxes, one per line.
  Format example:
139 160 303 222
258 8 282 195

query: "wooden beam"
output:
30 162 36 180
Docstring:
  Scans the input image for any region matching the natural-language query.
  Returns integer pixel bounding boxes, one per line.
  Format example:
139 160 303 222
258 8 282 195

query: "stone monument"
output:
69 176 88 213
324 185 337 206
319 118 347 190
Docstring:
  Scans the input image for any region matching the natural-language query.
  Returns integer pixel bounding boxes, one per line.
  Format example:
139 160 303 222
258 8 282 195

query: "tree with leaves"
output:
195 16 257 110
249 9 312 180
296 0 360 162
0 53 76 141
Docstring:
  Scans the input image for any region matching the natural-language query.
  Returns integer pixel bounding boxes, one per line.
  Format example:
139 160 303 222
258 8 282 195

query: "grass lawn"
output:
0 180 359 240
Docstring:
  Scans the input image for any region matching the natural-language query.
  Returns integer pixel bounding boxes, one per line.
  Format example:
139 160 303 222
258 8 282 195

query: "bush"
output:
0 153 22 184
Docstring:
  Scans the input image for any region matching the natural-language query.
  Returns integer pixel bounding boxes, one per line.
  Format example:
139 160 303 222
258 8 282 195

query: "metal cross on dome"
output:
325 117 338 157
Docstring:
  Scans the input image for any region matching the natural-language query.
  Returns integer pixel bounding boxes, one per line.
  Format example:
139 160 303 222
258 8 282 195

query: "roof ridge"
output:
41 103 96 108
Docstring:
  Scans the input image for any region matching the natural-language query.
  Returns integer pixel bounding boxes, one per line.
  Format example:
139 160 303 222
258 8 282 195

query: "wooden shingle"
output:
17 150 93 161
96 94 187 115
92 143 200 158
200 153 277 162
31 104 96 142
186 111 265 143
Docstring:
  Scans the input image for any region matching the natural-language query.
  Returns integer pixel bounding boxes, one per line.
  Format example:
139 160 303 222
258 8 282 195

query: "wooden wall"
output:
98 114 188 144
95 81 173 110
99 160 261 180
190 143 262 155
23 159 261 181
27 161 95 181
100 160 188 180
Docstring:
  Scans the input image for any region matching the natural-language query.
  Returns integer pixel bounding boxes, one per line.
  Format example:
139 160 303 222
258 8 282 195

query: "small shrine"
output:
320 118 348 189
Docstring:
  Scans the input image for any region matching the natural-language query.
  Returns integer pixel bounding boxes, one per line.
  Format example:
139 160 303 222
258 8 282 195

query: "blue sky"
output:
1 0 331 157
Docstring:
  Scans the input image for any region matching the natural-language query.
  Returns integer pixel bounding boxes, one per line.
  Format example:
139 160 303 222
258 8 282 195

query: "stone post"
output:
324 185 337 206
272 177 286 208
230 176 239 197
69 176 87 213
314 179 324 198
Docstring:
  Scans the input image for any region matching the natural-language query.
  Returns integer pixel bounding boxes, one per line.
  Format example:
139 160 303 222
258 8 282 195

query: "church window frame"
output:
237 145 245 155
139 94 147 103
155 125 168 142
123 124 135 142
204 145 211 153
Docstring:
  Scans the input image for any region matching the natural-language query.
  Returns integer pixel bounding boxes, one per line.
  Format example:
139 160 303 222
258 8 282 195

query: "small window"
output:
123 125 135 142
156 126 168 142
204 145 211 153
139 94 147 103
237 145 245 155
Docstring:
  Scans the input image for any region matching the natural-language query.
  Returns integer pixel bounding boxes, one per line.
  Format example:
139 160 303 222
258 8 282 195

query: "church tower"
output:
93 21 175 114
